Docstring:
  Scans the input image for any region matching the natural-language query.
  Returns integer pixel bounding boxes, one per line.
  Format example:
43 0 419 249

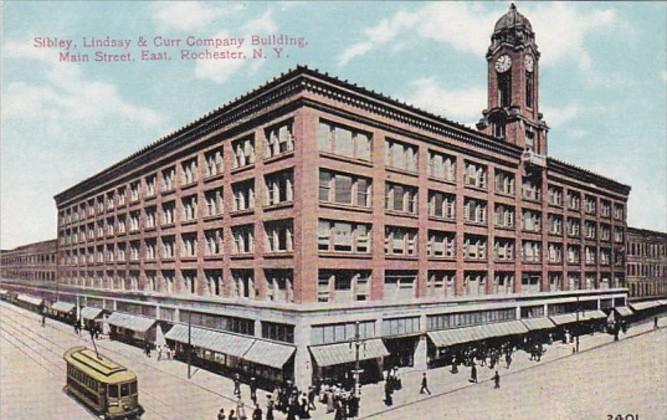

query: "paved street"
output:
1 299 665 420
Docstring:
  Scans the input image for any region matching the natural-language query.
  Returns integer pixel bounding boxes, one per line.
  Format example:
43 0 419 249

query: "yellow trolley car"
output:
63 346 144 419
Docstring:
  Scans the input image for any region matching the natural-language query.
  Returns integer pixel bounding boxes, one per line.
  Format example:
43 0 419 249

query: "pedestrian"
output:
505 352 512 369
299 392 310 418
307 385 317 410
655 316 659 329
419 372 431 395
384 380 393 406
228 409 237 420
144 342 151 358
236 396 247 420
157 344 162 361
470 363 478 383
252 404 262 420
250 376 257 404
493 370 500 389
233 373 241 396
266 395 274 420
41 312 46 327
218 408 226 420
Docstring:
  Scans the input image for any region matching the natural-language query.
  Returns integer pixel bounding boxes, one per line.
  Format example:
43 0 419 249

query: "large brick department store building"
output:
4 5 659 389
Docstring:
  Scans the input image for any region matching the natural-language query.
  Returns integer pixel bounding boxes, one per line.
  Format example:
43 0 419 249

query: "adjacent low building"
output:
0 239 57 283
626 227 667 300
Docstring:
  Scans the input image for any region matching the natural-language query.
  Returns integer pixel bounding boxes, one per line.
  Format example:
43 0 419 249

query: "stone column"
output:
413 313 429 370
293 315 312 390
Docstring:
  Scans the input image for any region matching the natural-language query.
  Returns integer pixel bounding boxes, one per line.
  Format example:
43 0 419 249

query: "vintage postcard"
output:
1 2 665 419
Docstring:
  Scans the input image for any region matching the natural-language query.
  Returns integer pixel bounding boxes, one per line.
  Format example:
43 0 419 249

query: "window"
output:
585 195 597 214
232 180 255 212
547 243 562 263
264 269 294 303
385 138 418 172
546 214 563 235
493 238 514 261
600 200 611 218
600 224 611 241
161 167 176 192
231 269 254 299
428 190 456 220
464 161 487 189
522 176 541 201
129 211 140 233
317 270 370 302
548 186 563 206
117 188 126 206
494 272 514 295
261 320 295 343
319 169 371 207
614 228 624 243
204 269 222 296
264 121 294 159
116 215 127 234
613 203 624 220
521 209 541 232
464 198 487 224
567 217 580 237
180 195 197 222
145 239 157 260
181 270 197 294
384 270 417 301
522 240 541 263
318 220 371 253
427 231 456 258
494 170 515 196
464 235 487 260
181 158 198 185
567 191 580 210
567 245 580 264
204 229 223 256
382 317 420 336
385 182 418 214
494 204 515 228
181 233 197 258
105 245 115 262
463 271 487 296
232 225 254 254
161 236 175 259
144 206 157 229
426 271 455 297
145 175 157 197
162 270 175 293
584 221 597 240
521 273 541 293
548 273 562 292
384 226 418 256
130 182 140 202
204 147 224 177
526 71 534 108
600 248 611 265
232 136 256 169
498 71 511 107
264 169 293 206
129 241 140 261
310 320 375 345
205 187 224 217
317 120 371 161
428 151 456 182
584 246 596 265
264 220 293 253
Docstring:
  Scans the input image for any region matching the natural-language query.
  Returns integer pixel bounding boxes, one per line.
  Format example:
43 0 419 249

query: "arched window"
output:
526 71 534 108
498 71 511 107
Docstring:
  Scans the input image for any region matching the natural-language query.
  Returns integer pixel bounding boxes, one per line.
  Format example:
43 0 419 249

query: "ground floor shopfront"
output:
3 280 663 390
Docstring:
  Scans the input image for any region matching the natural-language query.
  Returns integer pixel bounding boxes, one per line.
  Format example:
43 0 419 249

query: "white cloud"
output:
404 77 486 124
194 11 278 84
542 103 580 128
152 2 244 32
338 2 619 79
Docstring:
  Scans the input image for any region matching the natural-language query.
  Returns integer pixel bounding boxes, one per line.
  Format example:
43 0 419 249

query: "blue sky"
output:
1 1 666 249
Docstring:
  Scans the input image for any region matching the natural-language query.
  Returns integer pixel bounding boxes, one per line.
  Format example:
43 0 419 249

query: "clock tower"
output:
477 3 548 156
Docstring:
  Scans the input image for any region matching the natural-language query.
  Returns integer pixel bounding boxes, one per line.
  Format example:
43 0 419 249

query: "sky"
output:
1 1 666 249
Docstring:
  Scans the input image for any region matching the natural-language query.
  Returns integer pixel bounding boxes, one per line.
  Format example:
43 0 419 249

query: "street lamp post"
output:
576 295 580 353
187 311 192 379
350 320 364 397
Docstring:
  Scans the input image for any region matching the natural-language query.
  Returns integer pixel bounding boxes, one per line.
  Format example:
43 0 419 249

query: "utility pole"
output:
576 295 580 353
187 311 192 379
350 320 365 398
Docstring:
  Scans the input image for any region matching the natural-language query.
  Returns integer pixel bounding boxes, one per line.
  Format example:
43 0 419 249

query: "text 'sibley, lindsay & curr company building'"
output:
10 5 639 388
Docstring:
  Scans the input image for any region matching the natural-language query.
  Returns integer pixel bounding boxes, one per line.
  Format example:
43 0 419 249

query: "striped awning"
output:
427 320 528 348
51 301 75 314
107 312 156 333
629 300 663 311
613 306 634 317
309 338 389 368
16 294 43 307
521 317 556 331
243 340 296 369
165 324 254 358
81 307 104 320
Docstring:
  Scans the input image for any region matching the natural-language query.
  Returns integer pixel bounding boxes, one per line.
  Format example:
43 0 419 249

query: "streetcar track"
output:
0 304 170 419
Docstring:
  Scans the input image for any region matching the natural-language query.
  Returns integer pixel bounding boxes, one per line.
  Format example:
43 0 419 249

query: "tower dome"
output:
494 3 533 33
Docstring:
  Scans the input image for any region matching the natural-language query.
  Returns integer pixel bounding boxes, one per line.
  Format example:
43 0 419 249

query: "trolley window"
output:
108 384 118 398
120 383 130 397
130 381 137 395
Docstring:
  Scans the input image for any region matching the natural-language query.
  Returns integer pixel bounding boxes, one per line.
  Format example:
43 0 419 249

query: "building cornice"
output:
547 157 631 196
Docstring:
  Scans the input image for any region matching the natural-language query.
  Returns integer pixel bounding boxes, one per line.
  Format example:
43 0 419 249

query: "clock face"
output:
524 54 534 72
495 54 512 73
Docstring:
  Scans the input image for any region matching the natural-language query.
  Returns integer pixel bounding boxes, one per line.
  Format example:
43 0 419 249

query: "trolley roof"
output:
63 346 136 383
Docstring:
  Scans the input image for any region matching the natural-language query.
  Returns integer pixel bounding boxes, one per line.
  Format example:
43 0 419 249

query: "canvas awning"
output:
107 312 156 333
549 313 578 325
81 306 104 320
427 320 528 348
243 340 296 369
521 317 556 331
613 306 634 317
16 294 43 307
50 301 75 314
0 289 8 296
165 324 254 359
579 310 607 321
550 310 607 325
309 338 389 368
629 300 663 311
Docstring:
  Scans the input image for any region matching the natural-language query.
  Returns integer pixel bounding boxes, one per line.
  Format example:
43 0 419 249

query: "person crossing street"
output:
419 372 432 395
